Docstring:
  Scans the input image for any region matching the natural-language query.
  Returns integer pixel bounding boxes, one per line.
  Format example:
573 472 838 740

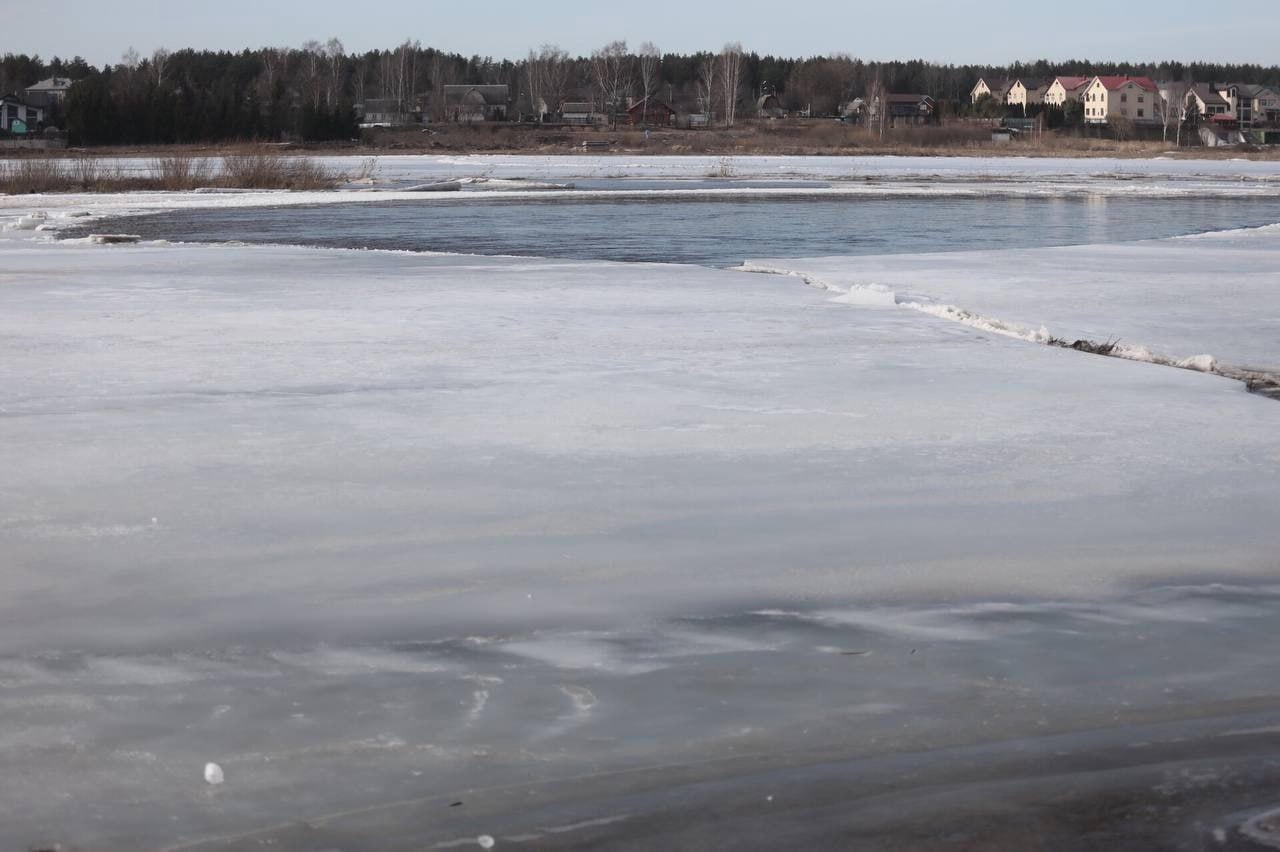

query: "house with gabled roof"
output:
1187 84 1231 120
1081 76 1158 124
876 94 936 126
24 77 74 108
1043 76 1092 107
1007 78 1050 111
970 77 1012 105
626 96 676 126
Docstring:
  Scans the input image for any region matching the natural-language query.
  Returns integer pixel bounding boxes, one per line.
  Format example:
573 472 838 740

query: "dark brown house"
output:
626 96 676 126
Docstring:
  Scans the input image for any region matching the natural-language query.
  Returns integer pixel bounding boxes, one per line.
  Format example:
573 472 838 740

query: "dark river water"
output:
75 195 1280 265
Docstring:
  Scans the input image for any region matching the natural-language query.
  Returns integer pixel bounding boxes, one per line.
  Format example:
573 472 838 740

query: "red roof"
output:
1054 76 1092 91
1095 76 1157 92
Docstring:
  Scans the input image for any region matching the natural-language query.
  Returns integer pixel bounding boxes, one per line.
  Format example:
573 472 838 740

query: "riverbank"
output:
7 122 1280 161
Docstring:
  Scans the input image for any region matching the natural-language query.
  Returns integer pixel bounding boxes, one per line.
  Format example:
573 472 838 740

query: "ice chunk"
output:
477 835 496 849
203 762 224 785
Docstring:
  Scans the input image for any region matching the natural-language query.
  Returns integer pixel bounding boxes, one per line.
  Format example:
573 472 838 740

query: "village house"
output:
1006 78 1049 111
1255 88 1280 124
1187 84 1231 119
441 85 510 123
969 77 1011 104
23 77 74 109
1081 76 1158 124
1043 76 1092 106
1214 84 1280 126
875 94 935 126
626 96 676 126
0 95 44 134
358 98 416 127
560 101 604 125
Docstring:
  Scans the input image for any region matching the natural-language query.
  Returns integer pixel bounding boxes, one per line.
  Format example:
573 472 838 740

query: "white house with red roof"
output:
1081 76 1159 124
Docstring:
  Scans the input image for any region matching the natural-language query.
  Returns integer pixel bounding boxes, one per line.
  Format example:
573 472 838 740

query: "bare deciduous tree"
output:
324 38 345 107
638 41 660 124
697 53 717 124
867 71 887 139
591 40 632 121
1158 81 1185 144
718 42 744 126
301 39 324 108
151 48 171 88
526 45 569 121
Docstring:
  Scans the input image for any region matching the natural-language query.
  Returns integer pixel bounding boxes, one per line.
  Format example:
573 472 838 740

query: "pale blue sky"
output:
7 0 1278 66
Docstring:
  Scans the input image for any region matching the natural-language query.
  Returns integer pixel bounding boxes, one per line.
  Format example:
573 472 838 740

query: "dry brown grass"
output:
0 152 344 194
219 153 339 189
152 155 216 190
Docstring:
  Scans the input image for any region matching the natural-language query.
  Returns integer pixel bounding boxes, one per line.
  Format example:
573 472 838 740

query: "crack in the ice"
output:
739 263 1280 404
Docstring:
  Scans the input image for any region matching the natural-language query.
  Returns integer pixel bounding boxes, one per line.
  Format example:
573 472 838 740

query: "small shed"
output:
561 102 603 125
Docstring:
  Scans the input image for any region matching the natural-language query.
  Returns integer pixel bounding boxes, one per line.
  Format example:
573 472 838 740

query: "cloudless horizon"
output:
7 0 1280 68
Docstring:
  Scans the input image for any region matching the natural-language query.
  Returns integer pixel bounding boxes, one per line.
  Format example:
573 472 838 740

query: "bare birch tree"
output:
259 47 287 100
151 48 171 88
527 44 570 121
591 40 632 121
718 42 744 126
697 53 717 124
1158 81 1185 144
638 41 660 124
867 71 887 139
324 38 345 107
301 40 324 108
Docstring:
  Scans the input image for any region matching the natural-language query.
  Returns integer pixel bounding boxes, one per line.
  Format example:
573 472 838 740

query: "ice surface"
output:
4 238 1279 662
2 162 1280 848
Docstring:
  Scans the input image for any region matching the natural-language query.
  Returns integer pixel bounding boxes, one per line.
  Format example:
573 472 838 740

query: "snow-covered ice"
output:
2 158 1280 849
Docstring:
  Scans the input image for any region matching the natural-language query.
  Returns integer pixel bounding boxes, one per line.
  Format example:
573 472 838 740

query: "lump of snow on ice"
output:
477 835 496 849
204 762 225 785
6 214 48 231
830 284 899 307
1176 354 1218 373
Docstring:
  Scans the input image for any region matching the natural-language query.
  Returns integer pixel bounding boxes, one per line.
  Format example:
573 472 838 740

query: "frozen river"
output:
4 155 1280 850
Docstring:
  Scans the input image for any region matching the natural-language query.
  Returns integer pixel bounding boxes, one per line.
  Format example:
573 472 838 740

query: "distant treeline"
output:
5 47 1280 145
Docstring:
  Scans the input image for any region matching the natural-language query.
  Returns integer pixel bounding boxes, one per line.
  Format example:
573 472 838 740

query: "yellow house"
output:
970 77 1011 105
1043 76 1092 107
1007 78 1050 111
1081 76 1159 124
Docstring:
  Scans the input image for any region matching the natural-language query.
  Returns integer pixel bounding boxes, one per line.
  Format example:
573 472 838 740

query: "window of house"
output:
1138 95 1144 103
1138 109 1144 117
1121 94 1128 103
